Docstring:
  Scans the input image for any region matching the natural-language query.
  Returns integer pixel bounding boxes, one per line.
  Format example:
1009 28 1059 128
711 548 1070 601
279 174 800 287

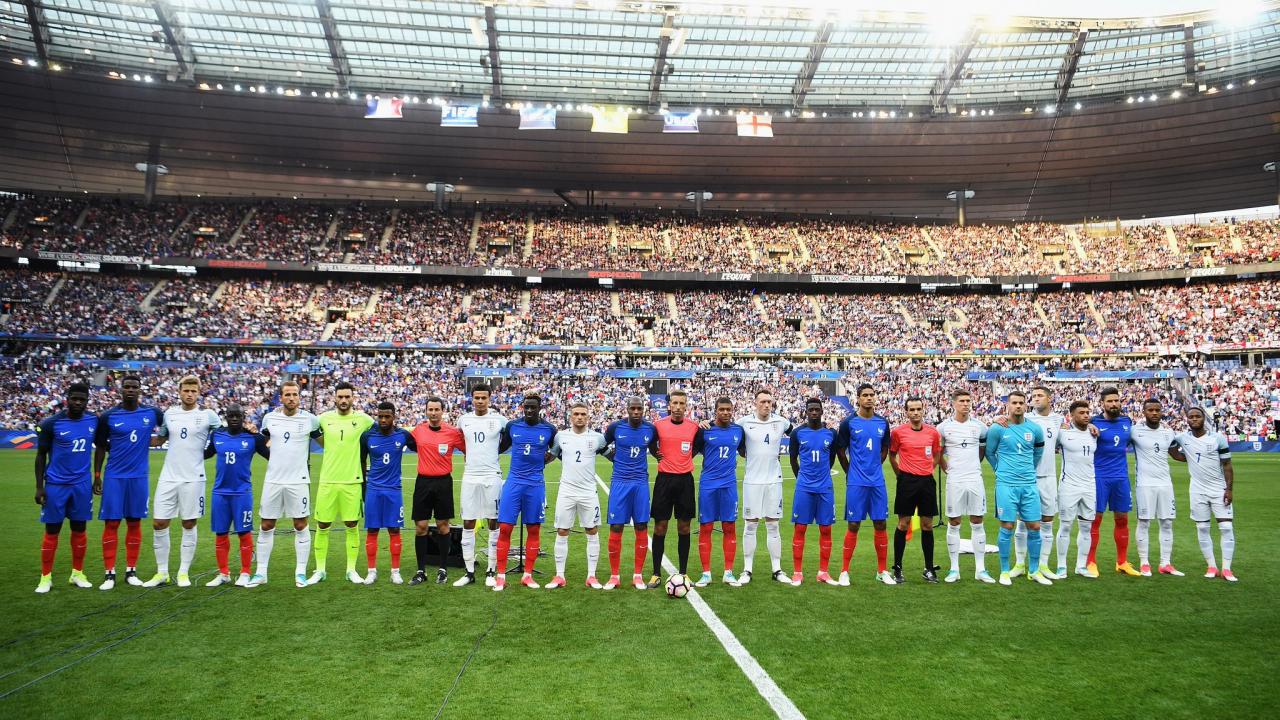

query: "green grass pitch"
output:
0 450 1275 719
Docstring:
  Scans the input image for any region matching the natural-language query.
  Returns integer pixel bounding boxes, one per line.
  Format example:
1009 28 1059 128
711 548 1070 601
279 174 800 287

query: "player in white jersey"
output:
547 402 608 589
937 389 995 584
247 380 320 589
1170 407 1238 582
454 383 509 587
144 375 223 588
1055 401 1099 578
736 389 794 585
1015 386 1064 579
1131 399 1183 577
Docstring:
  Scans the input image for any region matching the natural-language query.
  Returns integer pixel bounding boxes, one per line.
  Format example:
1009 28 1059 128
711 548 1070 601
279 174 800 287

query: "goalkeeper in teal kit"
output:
986 391 1053 587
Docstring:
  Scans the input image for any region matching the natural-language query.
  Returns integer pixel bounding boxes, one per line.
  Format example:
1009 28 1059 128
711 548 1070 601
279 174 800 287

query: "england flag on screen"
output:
736 113 772 138
364 97 403 119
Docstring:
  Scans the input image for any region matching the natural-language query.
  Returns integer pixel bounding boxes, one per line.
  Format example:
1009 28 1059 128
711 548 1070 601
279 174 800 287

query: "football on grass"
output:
665 574 690 599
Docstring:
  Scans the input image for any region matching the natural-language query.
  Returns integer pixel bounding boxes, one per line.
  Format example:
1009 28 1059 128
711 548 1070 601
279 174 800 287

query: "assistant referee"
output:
888 397 943 584
409 397 464 585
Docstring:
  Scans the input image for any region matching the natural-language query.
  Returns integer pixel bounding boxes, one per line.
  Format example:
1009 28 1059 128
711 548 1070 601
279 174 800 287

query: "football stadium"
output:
1 0 1278 717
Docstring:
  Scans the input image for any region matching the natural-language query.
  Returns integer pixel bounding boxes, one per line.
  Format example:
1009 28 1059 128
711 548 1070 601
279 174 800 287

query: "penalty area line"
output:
595 475 805 720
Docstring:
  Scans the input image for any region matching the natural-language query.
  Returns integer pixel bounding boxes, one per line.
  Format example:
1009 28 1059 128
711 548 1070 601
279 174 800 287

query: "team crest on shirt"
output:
681 442 691 454
438 443 449 455
240 440 249 449
1023 432 1033 442
539 434 546 443
877 428 884 436
925 447 932 456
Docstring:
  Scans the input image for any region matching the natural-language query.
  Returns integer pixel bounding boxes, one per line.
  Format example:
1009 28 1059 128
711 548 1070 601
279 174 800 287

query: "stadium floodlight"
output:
1218 0 1264 27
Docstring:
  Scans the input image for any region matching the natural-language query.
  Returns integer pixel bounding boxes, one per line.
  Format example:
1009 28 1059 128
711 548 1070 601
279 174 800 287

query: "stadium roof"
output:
1 1 1278 112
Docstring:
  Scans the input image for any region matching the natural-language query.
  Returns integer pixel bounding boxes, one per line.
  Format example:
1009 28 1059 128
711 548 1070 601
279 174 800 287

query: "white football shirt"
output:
552 428 607 498
262 409 319 486
457 411 508 483
1173 430 1231 496
1027 410 1064 479
1131 423 1176 487
937 416 987 486
157 406 222 484
1056 426 1097 491
738 414 791 486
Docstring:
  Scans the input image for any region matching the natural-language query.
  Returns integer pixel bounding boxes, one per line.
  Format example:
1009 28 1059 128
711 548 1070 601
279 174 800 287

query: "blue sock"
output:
998 527 1013 573
1027 527 1041 575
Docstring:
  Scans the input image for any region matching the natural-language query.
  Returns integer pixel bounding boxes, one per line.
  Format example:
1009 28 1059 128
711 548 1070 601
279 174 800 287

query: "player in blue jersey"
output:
493 394 557 592
986 391 1052 586
1086 387 1141 577
92 374 164 590
835 384 895 586
603 397 661 591
360 401 417 585
789 398 844 587
34 383 97 593
692 397 746 588
203 404 268 587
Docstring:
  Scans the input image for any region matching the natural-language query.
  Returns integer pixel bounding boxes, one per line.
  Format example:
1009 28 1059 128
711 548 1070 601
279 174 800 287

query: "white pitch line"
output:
594 475 805 720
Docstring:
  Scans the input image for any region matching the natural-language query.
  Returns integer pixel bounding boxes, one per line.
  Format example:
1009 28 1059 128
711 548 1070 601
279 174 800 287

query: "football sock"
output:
460 527 476 573
178 527 197 576
388 532 402 570
1026 525 1041 574
721 522 737 572
487 527 498 572
1087 516 1101 566
215 534 231 575
765 521 783 573
255 528 274 576
1077 519 1093 569
873 529 889 572
971 522 987 575
677 533 690 575
102 519 120 572
892 528 907 569
153 527 171 576
586 533 600 578
555 534 569 578
1013 519 1027 567
742 520 758 572
437 530 452 570
1219 523 1235 571
791 524 807 574
525 525 541 574
237 533 253 573
997 526 1013 573
608 530 622 577
946 523 960 572
495 523 514 575
921 527 935 570
415 533 430 572
633 528 649 576
125 520 142 569
70 530 86 572
818 525 832 574
651 533 666 577
1196 521 1216 567
1039 521 1054 569
1158 519 1174 566
313 527 329 573
1057 519 1073 570
293 526 311 576
1114 514 1130 565
1137 518 1151 566
345 525 360 573
699 523 714 571
41 531 58 576
366 531 379 570
842 529 858 573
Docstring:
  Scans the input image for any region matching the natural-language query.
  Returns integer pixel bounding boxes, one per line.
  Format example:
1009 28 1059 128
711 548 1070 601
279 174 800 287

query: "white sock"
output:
461 527 476 573
1057 518 1072 570
586 533 600 579
765 521 782 573
1039 521 1054 569
554 534 569 578
1219 523 1234 571
970 522 986 576
1077 519 1093 569
1013 520 1027 566
153 527 171 576
1158 519 1174 567
1196 521 1216 568
178 527 198 575
946 523 960 572
487 526 497 572
1137 518 1151 566
294 526 311 576
742 520 758 572
255 528 275 576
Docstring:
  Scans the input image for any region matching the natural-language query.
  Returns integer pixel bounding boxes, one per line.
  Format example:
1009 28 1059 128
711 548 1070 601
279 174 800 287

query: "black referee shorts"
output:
413 474 454 522
651 472 696 522
893 472 939 517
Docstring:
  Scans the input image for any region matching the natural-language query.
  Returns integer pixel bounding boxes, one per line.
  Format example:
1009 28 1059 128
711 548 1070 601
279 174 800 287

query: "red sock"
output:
699 523 714 571
842 529 858 572
125 520 142 568
873 529 889 572
215 534 231 575
525 525 541 574
389 532 402 570
102 519 120 572
70 530 86 572
238 533 253 573
633 528 648 576
1114 514 1130 565
818 525 833 573
608 530 622 577
792 524 808 573
41 532 58 576
1087 517 1102 566
366 531 379 571
496 523 514 575
721 521 737 572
